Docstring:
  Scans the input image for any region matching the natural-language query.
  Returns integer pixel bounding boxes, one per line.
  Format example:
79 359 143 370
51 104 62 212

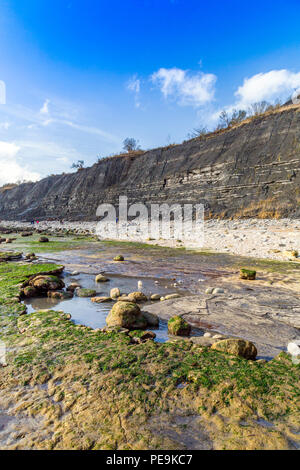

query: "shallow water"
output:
24 271 202 342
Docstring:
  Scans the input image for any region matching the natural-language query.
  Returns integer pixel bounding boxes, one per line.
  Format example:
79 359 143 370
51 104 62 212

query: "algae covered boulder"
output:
47 291 73 300
106 301 147 329
211 338 257 360
128 292 148 303
168 316 191 336
29 275 65 292
77 288 97 298
240 269 256 280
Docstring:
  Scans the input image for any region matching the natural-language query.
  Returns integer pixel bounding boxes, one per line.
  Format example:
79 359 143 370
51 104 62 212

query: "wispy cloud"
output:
40 98 50 114
127 75 141 108
151 67 217 107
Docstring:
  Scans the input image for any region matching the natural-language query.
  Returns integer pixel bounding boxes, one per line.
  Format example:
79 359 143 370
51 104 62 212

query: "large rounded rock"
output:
128 292 148 303
211 338 257 360
106 302 147 329
29 275 65 292
168 316 191 336
47 291 73 300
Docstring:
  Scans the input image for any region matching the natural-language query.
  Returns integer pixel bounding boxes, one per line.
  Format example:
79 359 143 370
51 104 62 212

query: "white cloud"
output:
0 141 41 185
40 99 50 114
208 69 300 125
127 75 141 108
151 67 217 106
0 122 11 130
235 70 300 107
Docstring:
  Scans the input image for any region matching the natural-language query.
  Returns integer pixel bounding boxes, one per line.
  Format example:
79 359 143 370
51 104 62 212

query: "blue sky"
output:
1 0 300 185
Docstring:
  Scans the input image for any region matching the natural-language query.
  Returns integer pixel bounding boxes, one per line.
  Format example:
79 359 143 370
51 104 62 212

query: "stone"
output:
76 288 97 298
71 271 79 276
110 287 121 299
165 293 181 300
95 274 109 283
141 310 159 327
240 269 256 280
39 236 49 243
47 291 73 300
91 296 112 303
113 255 124 262
106 301 147 329
21 232 33 237
168 316 191 336
205 288 214 294
129 330 156 343
151 294 161 301
66 282 81 292
211 338 257 360
204 332 212 338
212 288 225 294
25 252 35 259
128 292 148 302
287 340 300 356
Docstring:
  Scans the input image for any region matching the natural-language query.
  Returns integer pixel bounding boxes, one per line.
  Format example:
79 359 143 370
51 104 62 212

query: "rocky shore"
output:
1 218 300 261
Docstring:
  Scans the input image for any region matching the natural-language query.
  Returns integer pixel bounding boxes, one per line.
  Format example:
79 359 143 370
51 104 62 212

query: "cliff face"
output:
1 105 300 221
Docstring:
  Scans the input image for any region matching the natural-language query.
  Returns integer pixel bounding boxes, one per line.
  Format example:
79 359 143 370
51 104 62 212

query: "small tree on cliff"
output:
123 138 140 153
71 160 85 170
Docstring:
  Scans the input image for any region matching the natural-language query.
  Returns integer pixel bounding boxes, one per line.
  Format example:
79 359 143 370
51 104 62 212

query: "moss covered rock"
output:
106 301 147 329
113 255 124 262
211 338 257 360
77 288 97 298
47 290 73 300
168 316 191 336
29 275 65 292
240 269 256 280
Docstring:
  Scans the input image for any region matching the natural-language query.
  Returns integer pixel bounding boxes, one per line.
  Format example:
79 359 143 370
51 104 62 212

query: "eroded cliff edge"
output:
1 105 300 220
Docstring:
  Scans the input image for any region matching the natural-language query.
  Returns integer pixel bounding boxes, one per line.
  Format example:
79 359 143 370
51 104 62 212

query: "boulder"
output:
29 275 65 292
165 293 181 300
150 294 161 301
21 232 33 237
168 316 191 336
110 287 121 299
142 310 159 327
211 338 257 360
95 274 109 283
106 301 147 329
128 291 148 302
91 296 112 303
77 288 97 298
190 336 215 347
39 236 49 243
66 282 81 292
